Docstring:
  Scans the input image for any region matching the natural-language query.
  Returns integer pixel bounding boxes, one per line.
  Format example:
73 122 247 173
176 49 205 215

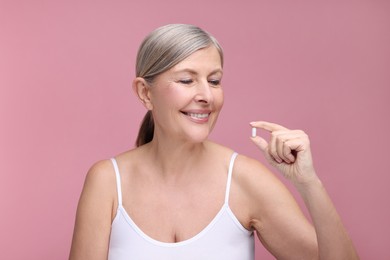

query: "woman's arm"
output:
69 160 116 260
249 121 359 260
233 155 318 259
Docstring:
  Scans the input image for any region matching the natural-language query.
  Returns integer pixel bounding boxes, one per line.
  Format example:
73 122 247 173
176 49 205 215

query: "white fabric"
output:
108 153 254 260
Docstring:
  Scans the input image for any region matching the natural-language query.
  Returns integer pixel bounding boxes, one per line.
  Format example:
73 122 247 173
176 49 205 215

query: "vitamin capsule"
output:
252 127 257 137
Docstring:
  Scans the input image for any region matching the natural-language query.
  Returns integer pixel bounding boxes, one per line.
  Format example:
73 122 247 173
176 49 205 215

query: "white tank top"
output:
108 152 254 260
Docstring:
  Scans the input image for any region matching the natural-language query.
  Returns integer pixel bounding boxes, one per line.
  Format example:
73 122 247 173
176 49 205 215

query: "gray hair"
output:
135 24 223 83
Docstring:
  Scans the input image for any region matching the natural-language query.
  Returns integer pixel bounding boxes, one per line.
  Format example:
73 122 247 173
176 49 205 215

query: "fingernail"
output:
274 157 282 163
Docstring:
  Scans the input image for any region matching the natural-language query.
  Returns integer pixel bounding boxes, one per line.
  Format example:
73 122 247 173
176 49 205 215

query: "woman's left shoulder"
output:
232 153 289 197
205 142 268 177
233 154 269 180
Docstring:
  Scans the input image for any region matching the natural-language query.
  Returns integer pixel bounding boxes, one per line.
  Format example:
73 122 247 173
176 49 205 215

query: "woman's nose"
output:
194 80 213 104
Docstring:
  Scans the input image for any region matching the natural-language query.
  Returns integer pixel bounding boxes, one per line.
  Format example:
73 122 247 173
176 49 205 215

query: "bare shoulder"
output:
233 154 286 193
231 154 299 217
69 159 119 259
79 159 119 217
84 159 116 192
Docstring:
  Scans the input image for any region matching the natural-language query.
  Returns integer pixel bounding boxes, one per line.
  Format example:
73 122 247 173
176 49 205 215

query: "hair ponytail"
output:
136 111 154 147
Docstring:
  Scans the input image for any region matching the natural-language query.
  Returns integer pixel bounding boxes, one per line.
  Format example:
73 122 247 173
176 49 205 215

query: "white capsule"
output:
251 127 257 137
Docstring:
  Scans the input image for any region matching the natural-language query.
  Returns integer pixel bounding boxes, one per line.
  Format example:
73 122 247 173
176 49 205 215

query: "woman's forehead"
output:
170 47 223 72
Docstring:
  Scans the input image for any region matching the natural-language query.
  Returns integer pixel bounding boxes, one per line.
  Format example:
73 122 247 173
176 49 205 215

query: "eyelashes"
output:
178 79 193 84
209 79 221 86
177 79 221 87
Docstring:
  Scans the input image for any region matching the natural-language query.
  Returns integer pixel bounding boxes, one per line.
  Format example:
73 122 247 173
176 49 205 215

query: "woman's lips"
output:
181 111 211 123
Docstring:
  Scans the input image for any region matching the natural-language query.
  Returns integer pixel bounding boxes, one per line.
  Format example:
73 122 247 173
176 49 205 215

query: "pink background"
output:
1 1 389 259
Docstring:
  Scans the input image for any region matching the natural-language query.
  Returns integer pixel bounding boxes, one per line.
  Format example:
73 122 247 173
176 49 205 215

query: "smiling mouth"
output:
181 112 210 119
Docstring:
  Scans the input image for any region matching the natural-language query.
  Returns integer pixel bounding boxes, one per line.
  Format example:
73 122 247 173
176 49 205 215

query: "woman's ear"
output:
133 77 153 110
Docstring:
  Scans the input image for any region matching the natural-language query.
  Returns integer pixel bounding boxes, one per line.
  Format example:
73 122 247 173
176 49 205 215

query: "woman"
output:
69 24 358 259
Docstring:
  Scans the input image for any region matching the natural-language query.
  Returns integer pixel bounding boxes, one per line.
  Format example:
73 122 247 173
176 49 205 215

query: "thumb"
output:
251 136 279 168
250 136 268 152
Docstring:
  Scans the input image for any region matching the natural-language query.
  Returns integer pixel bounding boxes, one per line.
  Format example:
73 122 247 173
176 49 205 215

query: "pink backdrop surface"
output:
1 0 389 259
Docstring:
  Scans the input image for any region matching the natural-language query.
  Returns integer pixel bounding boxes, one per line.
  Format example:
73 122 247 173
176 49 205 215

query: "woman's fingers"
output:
250 121 288 132
270 131 283 163
250 135 268 152
250 136 279 166
283 140 297 163
250 121 316 183
250 121 288 163
276 136 295 164
251 121 308 165
275 131 307 163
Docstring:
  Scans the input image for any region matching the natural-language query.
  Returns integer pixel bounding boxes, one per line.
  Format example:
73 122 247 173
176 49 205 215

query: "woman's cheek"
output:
215 89 224 109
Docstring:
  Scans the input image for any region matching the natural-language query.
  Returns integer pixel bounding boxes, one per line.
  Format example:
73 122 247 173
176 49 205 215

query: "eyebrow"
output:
172 68 223 76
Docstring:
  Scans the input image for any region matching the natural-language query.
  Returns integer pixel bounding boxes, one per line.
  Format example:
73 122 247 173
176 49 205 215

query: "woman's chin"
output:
183 131 210 144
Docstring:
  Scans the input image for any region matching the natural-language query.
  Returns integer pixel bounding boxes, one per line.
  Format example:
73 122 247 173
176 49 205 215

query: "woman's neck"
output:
144 137 209 182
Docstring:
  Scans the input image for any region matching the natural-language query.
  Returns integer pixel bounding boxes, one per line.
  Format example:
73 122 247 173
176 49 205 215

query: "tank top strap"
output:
224 152 238 205
110 158 123 206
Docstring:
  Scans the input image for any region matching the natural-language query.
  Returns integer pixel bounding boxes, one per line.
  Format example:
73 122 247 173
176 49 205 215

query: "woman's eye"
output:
179 79 193 84
209 79 221 86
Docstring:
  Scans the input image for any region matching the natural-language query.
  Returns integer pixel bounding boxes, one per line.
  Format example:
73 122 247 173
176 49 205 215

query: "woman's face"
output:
149 45 224 143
